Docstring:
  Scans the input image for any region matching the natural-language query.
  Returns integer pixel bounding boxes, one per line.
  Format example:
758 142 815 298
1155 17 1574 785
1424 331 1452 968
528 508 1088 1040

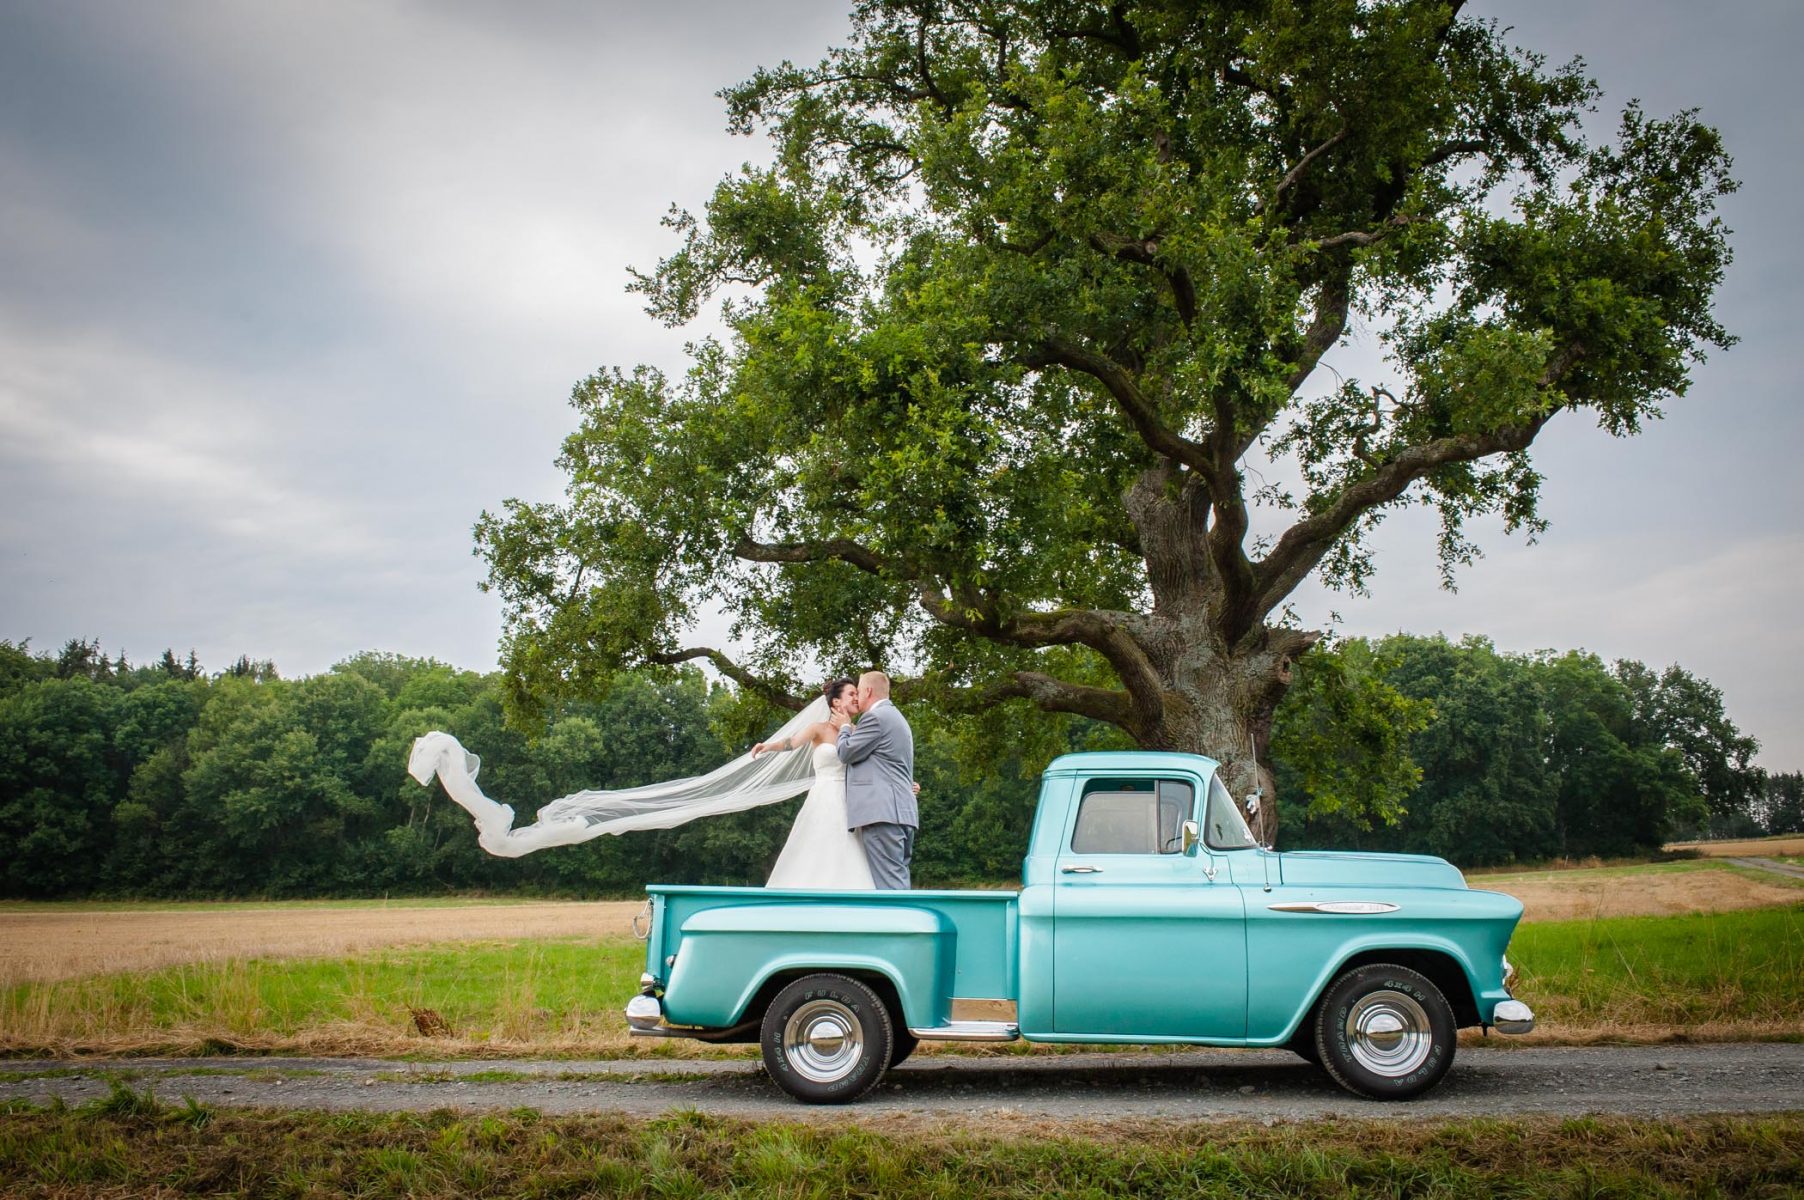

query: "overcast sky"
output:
2 1 1799 769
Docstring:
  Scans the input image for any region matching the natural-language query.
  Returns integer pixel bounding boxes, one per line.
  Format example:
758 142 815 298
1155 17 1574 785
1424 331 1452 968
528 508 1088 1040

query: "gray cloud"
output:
2 0 1800 768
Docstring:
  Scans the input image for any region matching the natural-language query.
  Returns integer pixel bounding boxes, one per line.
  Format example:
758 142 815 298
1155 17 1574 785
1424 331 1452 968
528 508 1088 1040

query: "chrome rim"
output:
1345 989 1433 1078
782 999 864 1084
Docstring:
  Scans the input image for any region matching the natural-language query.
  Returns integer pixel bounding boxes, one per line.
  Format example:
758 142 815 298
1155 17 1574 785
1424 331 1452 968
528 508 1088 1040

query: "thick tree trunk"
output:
1124 466 1316 845
1135 632 1309 845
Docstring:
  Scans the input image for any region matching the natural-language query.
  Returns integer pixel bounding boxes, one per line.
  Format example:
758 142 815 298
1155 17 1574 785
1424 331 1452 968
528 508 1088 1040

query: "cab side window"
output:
1070 779 1195 855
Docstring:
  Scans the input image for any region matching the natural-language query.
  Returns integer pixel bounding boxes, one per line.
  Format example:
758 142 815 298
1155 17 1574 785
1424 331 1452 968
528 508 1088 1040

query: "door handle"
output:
1061 865 1102 874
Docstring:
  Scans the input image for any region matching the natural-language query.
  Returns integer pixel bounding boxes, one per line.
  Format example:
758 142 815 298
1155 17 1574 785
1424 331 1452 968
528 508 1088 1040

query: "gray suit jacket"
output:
836 699 917 830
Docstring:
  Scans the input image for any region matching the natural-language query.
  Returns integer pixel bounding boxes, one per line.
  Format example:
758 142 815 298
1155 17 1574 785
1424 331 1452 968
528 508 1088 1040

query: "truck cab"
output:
627 751 1534 1104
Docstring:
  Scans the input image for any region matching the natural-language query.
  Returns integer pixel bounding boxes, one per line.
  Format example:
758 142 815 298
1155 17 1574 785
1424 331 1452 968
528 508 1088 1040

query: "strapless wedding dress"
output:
765 742 876 889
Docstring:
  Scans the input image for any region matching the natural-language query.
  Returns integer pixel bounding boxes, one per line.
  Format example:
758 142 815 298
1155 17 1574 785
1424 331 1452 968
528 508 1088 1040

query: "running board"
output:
629 1019 760 1043
908 1020 1021 1042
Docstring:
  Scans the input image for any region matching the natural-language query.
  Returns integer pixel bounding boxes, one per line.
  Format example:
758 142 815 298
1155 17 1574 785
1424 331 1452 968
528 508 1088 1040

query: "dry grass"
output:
1666 834 1804 857
0 901 644 986
1478 862 1802 923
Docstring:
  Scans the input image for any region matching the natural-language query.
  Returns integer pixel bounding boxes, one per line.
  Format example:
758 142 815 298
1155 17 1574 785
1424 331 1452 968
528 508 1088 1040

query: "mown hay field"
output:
1666 834 1804 857
0 900 643 985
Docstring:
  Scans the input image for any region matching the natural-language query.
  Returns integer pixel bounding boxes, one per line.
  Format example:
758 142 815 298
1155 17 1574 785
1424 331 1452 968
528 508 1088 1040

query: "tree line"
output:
0 635 1793 898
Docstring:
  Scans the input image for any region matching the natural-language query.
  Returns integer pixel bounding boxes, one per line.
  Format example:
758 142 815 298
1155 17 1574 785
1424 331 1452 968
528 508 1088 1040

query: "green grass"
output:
1510 904 1804 1030
0 938 662 1056
0 1096 1799 1198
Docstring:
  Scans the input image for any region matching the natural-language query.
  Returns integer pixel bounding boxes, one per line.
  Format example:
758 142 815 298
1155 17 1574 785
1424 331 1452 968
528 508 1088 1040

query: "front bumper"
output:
1491 998 1535 1035
625 993 663 1031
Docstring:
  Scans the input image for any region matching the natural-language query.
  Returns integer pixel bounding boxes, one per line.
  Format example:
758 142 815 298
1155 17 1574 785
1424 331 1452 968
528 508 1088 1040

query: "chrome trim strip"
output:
907 1020 1021 1042
1266 901 1401 915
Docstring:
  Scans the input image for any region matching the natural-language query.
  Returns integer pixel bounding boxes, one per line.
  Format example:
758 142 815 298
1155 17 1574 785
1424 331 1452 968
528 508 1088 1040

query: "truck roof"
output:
1043 750 1222 775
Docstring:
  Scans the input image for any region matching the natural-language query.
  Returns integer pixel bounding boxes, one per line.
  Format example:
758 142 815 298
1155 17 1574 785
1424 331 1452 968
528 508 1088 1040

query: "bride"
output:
751 677 874 890
408 676 884 889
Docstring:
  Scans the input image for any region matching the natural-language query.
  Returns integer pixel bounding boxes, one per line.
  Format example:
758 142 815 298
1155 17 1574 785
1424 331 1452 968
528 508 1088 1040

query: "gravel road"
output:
4 1044 1801 1122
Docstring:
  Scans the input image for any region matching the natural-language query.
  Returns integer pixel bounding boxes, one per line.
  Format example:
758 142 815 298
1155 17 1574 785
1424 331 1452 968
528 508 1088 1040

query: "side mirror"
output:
1244 793 1261 819
1181 819 1201 855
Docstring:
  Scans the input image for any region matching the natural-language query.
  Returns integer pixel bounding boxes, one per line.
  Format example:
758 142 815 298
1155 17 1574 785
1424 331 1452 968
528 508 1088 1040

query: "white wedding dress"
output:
765 741 875 890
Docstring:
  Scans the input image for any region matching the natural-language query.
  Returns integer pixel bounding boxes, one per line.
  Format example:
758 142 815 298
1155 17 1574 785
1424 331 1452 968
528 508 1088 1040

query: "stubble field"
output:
0 900 644 986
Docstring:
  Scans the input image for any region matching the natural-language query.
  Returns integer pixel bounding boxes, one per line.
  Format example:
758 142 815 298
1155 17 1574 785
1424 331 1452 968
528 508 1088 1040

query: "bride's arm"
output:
751 722 831 755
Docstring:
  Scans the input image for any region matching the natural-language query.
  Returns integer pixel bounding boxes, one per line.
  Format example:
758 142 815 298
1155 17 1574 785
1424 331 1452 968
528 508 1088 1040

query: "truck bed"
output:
646 885 1022 1028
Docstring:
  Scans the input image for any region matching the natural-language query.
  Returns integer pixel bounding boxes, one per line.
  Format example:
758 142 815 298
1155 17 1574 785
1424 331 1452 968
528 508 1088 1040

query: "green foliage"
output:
1276 635 1758 864
1269 640 1430 830
1764 773 1804 837
0 631 1770 893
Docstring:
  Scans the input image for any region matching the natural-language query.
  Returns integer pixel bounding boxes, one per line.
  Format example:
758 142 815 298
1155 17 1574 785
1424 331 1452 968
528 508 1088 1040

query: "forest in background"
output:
0 635 1796 899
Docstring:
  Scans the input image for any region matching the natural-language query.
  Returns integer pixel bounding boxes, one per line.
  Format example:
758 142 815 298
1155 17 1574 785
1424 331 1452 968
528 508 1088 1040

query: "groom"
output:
836 670 917 890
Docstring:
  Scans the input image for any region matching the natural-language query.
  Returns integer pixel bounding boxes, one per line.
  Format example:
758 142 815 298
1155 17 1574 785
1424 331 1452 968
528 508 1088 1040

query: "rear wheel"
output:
1313 963 1456 1100
760 973 894 1104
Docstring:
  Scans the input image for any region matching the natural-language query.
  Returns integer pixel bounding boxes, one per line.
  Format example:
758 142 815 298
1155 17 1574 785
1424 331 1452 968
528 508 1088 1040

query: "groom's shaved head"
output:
859 671 891 699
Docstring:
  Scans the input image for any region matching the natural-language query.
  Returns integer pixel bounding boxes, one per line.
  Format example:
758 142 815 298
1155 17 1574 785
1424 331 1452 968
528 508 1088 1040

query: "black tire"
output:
1313 963 1456 1100
760 973 895 1104
1287 1029 1320 1065
889 1029 919 1068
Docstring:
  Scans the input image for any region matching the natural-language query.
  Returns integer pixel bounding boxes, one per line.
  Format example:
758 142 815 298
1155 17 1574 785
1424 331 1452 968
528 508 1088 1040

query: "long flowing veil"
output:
407 696 829 858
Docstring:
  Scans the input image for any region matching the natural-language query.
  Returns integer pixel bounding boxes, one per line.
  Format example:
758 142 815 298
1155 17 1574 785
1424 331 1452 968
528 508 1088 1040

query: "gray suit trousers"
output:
861 822 915 891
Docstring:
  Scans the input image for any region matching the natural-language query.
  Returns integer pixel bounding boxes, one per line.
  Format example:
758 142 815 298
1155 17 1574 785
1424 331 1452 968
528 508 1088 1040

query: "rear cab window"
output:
1070 778 1196 855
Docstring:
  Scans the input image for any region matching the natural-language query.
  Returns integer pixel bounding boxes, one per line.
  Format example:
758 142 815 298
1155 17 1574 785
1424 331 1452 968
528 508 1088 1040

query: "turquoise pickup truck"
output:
626 751 1534 1104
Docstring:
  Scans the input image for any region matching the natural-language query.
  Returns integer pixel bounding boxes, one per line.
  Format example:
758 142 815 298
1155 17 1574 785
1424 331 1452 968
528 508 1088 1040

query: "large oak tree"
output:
478 0 1735 838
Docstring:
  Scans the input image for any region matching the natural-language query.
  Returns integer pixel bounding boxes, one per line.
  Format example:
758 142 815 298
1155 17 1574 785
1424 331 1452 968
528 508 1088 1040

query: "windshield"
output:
1205 773 1258 850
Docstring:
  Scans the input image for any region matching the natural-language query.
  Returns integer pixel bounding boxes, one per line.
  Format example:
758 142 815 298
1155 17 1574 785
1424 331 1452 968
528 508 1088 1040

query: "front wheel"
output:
1313 963 1456 1100
760 973 895 1104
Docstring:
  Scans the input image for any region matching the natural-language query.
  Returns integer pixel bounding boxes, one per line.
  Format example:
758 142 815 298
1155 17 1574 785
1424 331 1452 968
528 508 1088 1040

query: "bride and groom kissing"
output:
753 671 917 891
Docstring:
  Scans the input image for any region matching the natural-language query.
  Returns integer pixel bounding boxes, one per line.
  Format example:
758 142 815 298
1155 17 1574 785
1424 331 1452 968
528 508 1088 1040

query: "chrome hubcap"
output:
1345 990 1432 1077
783 999 864 1083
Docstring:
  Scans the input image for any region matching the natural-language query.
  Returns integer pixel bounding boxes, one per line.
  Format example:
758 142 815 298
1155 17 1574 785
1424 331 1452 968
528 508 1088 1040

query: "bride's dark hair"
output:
823 677 856 707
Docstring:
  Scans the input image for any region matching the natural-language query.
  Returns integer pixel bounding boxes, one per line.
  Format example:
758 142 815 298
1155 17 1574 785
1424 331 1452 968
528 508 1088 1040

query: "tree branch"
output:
904 670 1142 732
1255 424 1533 617
1282 271 1353 396
1262 127 1348 215
1254 344 1586 617
1312 213 1423 251
1088 233 1197 327
1020 338 1217 481
732 536 889 575
647 647 808 710
911 586 1167 727
731 528 1171 727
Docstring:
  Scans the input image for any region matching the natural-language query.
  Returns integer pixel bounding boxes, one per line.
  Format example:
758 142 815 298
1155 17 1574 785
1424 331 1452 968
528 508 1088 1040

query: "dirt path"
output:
4 1045 1800 1122
1728 856 1804 880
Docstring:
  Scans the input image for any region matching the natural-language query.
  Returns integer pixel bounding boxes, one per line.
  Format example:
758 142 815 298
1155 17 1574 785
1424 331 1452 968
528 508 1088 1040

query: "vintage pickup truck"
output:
625 750 1534 1104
